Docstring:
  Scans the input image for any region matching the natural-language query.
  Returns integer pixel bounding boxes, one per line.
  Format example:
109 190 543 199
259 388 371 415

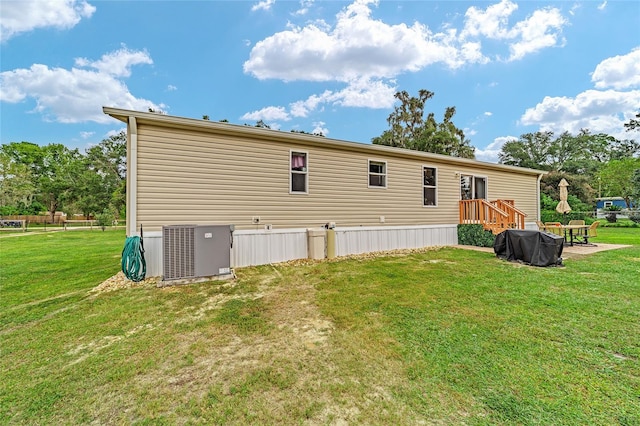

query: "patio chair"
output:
582 221 599 244
544 222 563 236
535 220 546 231
569 219 587 238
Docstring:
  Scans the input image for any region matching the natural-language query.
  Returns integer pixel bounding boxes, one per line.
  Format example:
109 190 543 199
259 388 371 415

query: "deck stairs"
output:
459 199 527 234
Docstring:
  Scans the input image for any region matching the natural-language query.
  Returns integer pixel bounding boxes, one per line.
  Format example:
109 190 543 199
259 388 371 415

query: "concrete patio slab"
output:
455 243 631 258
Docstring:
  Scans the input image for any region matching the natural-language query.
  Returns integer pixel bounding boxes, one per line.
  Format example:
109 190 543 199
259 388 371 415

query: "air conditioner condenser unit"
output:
163 224 232 281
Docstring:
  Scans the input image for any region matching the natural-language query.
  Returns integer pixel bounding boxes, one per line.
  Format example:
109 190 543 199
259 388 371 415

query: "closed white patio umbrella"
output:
556 178 572 215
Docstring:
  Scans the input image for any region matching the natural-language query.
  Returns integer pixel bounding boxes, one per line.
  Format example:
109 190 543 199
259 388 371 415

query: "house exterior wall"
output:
104 107 544 277
131 123 541 232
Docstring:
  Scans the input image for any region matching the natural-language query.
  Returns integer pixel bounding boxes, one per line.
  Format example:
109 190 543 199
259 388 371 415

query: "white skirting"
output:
334 224 458 256
136 224 462 278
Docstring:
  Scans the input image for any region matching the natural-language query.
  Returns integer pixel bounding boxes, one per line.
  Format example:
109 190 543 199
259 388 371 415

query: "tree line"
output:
372 90 640 211
500 129 640 210
0 131 126 221
2 91 638 221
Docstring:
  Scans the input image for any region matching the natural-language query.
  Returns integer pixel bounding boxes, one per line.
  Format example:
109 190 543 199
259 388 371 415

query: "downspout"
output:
127 116 138 236
536 173 544 221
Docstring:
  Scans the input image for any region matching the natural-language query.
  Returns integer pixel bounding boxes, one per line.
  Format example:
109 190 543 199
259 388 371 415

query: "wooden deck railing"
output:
459 199 527 234
491 199 526 231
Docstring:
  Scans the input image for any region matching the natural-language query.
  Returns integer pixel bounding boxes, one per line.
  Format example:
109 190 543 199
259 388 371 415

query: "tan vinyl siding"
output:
133 123 540 231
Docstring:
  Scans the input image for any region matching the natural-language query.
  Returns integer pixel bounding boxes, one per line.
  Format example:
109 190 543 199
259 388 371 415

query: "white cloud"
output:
475 136 517 163
251 0 275 12
74 46 153 77
520 47 640 141
591 47 640 90
262 78 395 124
167 85 177 91
461 0 519 40
507 7 567 61
243 0 490 83
569 3 581 16
598 1 607 11
325 78 396 108
290 93 327 117
0 48 162 123
244 0 568 85
0 0 95 42
80 131 95 139
241 106 290 122
106 128 127 138
484 111 493 116
460 0 567 61
312 121 328 135
293 0 314 16
242 0 570 134
520 89 640 137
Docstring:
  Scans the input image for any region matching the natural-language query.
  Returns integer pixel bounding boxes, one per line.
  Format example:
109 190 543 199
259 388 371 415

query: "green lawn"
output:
1 228 638 424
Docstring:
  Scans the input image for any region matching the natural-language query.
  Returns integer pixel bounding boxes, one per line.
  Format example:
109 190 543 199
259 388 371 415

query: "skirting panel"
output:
231 229 308 267
139 232 163 277
334 225 458 257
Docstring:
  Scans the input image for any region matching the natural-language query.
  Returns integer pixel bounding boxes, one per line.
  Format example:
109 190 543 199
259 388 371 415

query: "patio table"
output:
559 224 590 246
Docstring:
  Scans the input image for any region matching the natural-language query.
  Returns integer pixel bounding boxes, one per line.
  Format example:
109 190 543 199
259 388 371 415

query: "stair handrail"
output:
492 199 527 229
459 198 508 225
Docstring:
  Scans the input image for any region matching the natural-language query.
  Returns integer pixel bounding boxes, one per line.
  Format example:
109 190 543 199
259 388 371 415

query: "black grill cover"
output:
494 229 564 267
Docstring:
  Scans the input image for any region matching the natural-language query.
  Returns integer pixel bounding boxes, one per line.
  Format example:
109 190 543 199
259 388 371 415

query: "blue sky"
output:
1 0 639 162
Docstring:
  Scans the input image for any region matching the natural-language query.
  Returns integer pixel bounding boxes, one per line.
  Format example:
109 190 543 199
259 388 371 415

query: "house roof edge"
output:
102 106 547 176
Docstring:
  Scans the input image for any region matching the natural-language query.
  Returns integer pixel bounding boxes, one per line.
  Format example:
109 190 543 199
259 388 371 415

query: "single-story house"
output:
596 197 635 210
104 107 545 279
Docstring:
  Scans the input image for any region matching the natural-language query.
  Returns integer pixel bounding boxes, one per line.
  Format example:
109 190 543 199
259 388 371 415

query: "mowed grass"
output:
0 228 638 424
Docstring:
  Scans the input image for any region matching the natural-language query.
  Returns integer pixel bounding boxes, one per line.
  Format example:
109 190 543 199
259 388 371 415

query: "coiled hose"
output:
121 234 146 282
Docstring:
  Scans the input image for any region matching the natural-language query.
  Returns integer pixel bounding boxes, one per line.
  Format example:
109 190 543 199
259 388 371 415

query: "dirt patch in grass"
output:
104 260 420 423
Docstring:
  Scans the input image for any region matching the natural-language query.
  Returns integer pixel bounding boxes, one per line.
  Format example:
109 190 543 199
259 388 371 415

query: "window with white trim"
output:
423 166 437 206
290 151 307 193
368 160 386 188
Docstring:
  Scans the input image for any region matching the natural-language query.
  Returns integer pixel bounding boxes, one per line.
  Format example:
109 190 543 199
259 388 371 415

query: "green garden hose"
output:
121 232 146 282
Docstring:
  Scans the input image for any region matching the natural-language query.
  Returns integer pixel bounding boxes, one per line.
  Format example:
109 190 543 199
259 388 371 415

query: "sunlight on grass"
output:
1 229 639 424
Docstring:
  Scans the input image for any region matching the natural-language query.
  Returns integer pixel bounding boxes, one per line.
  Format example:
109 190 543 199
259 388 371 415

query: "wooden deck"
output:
459 199 526 234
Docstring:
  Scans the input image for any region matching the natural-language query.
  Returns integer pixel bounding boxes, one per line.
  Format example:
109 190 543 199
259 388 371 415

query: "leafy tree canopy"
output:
597 157 640 208
1 132 128 219
499 130 639 175
372 89 475 159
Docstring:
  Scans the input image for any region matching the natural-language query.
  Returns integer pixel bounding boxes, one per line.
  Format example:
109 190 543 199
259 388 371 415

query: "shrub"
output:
605 213 618 223
457 224 495 248
95 209 114 231
628 212 640 224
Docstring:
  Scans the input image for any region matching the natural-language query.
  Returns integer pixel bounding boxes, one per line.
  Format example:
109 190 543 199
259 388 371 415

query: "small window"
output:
369 160 386 188
603 201 612 208
423 166 437 206
290 151 307 193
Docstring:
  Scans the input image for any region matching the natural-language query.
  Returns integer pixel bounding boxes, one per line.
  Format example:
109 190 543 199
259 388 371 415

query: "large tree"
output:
1 135 128 219
597 158 640 208
0 152 36 214
38 144 83 222
82 131 127 216
372 90 475 158
499 130 639 174
499 131 554 170
632 169 640 207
